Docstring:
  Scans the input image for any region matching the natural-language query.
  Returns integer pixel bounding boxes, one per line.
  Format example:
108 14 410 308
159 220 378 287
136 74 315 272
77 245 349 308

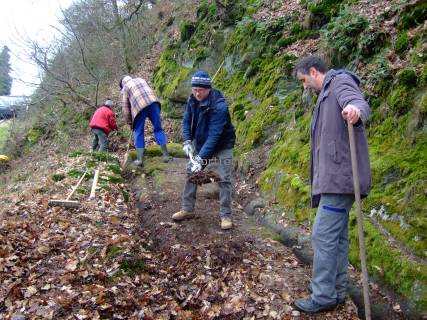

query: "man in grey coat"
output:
293 56 371 313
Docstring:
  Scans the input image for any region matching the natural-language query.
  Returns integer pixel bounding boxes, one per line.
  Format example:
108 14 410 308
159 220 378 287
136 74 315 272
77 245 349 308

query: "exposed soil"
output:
131 157 361 319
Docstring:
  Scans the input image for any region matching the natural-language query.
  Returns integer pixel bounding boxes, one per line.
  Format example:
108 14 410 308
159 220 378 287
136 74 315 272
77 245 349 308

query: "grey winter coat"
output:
310 69 371 208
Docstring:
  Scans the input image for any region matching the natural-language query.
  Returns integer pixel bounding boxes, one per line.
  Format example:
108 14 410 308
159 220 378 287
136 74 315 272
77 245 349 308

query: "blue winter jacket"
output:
182 89 236 160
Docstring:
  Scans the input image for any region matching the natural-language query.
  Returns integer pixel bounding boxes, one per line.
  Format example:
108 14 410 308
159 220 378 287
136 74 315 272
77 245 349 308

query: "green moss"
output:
51 173 65 182
395 31 409 55
349 217 427 310
359 29 387 58
76 186 90 194
179 19 195 42
143 159 167 177
90 151 118 163
419 91 427 116
165 16 174 27
398 1 427 30
100 175 124 184
367 113 427 258
194 47 207 62
397 68 418 87
419 64 427 87
106 164 122 175
301 0 356 28
120 257 144 277
0 121 11 150
67 169 86 179
105 245 123 262
387 85 416 115
121 188 129 203
321 10 369 66
144 143 186 158
70 150 83 158
26 126 45 145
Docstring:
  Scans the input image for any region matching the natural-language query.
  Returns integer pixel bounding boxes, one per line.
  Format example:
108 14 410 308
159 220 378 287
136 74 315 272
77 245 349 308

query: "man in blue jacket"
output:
172 70 236 230
293 56 371 313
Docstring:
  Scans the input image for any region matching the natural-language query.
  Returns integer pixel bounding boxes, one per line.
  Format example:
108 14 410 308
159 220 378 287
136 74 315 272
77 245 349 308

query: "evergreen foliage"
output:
0 46 12 95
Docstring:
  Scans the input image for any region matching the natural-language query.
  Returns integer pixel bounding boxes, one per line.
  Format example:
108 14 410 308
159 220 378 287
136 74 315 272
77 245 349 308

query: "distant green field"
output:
0 120 11 152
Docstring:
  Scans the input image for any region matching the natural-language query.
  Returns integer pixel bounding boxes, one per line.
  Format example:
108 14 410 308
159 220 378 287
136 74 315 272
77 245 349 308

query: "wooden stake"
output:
89 169 100 199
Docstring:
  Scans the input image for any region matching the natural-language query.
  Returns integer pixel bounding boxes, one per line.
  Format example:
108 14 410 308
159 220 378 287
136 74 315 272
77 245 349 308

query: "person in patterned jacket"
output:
119 75 172 166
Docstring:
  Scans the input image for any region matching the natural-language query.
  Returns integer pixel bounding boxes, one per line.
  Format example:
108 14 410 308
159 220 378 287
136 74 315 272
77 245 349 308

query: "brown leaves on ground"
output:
0 149 361 319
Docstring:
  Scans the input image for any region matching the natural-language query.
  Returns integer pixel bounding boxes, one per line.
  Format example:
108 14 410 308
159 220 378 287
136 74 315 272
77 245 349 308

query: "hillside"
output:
152 0 427 313
0 0 426 318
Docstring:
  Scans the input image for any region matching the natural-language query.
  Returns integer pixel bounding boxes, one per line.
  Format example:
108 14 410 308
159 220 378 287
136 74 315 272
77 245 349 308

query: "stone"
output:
243 197 266 215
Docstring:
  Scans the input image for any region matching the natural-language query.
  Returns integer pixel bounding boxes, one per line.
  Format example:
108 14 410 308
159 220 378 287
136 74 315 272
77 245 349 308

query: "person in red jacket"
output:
89 99 118 151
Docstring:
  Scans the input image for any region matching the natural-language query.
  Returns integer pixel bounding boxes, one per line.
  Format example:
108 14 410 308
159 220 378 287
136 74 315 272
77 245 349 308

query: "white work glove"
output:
183 140 194 157
190 155 203 173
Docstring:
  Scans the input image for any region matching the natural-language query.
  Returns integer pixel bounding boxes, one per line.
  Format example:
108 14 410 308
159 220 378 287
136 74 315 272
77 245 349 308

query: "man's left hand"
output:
342 104 361 124
190 155 204 173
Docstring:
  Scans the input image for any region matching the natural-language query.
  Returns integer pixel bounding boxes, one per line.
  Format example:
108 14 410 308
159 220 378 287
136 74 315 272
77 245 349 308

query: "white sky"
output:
0 0 74 96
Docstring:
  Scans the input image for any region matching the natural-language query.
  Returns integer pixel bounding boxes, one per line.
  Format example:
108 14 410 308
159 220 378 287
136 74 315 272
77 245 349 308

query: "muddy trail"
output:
0 146 407 319
129 156 361 319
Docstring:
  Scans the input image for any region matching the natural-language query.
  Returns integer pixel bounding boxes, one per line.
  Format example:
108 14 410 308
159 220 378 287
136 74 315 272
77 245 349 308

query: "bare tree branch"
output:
59 4 100 105
30 43 93 107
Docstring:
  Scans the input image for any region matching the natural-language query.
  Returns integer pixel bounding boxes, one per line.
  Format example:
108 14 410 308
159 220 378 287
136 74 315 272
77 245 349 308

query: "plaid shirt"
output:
120 78 159 124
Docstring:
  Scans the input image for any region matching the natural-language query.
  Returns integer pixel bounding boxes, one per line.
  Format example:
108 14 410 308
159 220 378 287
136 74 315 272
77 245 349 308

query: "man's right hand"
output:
183 140 194 157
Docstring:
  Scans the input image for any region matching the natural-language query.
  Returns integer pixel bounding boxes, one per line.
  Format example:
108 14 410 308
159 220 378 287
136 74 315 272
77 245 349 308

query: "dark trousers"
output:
91 128 108 151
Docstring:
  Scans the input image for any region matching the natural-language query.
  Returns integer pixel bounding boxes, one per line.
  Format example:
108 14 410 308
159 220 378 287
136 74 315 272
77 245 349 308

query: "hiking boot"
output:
134 148 144 166
172 210 195 221
221 217 233 230
294 296 337 314
160 144 173 163
308 283 345 305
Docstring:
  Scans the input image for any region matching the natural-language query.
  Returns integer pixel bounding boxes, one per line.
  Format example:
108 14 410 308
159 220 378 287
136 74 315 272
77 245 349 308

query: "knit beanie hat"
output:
191 70 212 89
105 99 113 107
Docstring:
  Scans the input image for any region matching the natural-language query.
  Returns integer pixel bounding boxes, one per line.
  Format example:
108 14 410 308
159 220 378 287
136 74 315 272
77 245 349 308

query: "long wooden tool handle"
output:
347 121 371 320
121 131 133 168
66 170 88 201
126 132 132 154
89 169 100 199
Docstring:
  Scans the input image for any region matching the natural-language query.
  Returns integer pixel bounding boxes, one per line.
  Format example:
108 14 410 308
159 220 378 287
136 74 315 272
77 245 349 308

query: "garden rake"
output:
48 169 88 208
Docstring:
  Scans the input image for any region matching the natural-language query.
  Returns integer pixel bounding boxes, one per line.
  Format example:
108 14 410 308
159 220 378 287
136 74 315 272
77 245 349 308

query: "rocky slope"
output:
152 0 427 312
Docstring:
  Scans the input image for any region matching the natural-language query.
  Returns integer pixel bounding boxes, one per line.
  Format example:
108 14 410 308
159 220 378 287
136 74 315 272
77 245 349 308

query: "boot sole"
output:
294 302 337 314
172 215 195 222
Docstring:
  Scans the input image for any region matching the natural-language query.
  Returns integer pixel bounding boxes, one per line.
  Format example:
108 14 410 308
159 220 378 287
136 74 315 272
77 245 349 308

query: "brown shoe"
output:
172 210 195 221
221 217 233 230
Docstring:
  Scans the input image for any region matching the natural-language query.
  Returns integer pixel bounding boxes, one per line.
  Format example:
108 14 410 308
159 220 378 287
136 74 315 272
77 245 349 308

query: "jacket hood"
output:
324 69 361 87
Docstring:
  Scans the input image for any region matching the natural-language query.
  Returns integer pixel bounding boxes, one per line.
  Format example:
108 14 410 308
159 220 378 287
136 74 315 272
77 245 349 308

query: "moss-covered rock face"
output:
153 0 427 311
398 1 427 31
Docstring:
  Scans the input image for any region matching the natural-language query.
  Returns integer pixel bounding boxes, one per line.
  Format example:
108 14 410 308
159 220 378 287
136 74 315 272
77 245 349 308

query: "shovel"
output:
347 120 371 320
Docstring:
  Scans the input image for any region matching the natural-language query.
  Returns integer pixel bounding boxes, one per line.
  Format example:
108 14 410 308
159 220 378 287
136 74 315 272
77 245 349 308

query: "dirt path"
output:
131 156 360 319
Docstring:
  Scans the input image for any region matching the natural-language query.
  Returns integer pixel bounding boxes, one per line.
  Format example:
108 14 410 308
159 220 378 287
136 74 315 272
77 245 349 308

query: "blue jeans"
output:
311 194 354 305
182 148 233 217
133 102 167 148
